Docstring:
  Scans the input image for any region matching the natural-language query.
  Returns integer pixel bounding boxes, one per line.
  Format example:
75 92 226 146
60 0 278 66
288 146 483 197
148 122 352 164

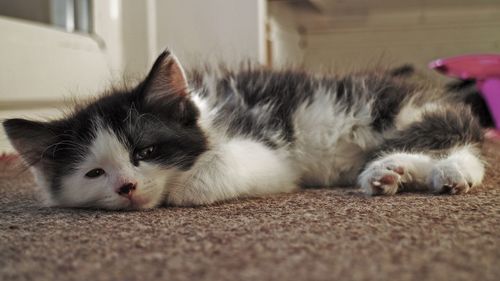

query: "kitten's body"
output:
3 51 485 209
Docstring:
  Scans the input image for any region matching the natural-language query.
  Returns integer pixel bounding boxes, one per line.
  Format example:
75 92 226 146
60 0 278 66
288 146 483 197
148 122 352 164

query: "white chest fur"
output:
290 91 382 186
166 138 299 206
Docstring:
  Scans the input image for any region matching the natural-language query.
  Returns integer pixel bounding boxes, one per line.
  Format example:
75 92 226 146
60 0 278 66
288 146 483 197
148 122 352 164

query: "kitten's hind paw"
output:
428 162 471 195
358 164 405 196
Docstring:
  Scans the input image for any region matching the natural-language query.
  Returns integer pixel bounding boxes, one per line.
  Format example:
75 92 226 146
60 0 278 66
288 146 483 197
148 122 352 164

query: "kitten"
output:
3 50 485 210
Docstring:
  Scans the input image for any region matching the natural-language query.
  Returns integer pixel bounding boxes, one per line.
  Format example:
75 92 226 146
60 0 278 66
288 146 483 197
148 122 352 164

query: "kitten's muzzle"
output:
117 183 137 198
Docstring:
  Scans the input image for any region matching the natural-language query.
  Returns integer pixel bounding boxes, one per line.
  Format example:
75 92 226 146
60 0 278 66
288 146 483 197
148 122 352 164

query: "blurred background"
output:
1 0 500 150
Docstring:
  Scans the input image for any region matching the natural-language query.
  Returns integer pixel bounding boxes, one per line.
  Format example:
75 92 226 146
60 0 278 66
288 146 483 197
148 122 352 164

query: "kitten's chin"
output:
55 197 159 211
129 197 158 210
101 200 156 211
52 189 164 210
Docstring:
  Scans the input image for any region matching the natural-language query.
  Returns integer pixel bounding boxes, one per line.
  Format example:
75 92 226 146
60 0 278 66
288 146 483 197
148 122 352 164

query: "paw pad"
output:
359 158 409 196
391 166 405 175
373 174 397 186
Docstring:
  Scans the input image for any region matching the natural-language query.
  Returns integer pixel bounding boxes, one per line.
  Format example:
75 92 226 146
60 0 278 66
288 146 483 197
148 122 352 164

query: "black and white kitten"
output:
3 50 485 209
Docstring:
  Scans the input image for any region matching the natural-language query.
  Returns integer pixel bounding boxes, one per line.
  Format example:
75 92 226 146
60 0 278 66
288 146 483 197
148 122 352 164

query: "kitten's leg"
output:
358 152 434 195
360 104 484 196
428 146 485 194
360 147 485 195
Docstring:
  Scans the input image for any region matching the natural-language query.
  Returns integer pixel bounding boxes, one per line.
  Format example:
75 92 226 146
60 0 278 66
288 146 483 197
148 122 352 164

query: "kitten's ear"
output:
141 49 199 125
3 118 57 165
142 49 189 103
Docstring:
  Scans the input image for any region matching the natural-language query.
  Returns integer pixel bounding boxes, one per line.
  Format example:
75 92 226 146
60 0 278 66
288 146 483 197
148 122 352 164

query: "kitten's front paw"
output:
358 162 405 196
428 162 471 195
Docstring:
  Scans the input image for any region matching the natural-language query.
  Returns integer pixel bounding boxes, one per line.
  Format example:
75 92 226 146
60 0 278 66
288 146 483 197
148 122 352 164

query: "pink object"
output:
429 54 500 138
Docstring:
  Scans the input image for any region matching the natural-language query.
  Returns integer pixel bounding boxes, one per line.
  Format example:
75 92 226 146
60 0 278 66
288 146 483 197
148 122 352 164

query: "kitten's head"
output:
3 50 207 210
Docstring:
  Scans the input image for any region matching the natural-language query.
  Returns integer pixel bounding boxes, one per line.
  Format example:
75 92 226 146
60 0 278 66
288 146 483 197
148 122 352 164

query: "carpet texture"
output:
1 142 499 281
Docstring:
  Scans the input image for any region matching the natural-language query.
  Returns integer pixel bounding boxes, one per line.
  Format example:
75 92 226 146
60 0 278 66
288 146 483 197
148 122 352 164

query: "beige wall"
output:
154 0 267 69
0 16 111 151
270 1 500 73
0 17 110 104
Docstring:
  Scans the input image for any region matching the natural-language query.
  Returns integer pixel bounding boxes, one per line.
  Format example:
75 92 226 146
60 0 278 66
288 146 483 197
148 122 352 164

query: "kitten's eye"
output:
85 168 105 178
135 146 156 161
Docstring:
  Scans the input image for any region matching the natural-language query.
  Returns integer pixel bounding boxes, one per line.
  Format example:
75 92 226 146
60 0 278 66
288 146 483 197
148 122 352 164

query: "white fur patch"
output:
428 145 485 194
359 152 434 195
290 88 382 186
58 126 175 209
166 138 298 206
59 128 132 208
395 99 440 130
31 167 55 206
359 146 485 196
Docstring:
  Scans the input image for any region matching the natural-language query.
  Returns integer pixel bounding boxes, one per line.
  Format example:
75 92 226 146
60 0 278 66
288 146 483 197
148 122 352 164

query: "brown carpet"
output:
1 142 499 281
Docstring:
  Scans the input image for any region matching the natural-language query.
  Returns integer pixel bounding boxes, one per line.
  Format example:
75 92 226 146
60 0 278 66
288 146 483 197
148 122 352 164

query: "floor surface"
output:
1 142 499 281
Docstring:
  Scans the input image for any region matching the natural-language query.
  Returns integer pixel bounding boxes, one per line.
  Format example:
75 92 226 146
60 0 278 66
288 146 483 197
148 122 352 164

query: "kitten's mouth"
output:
128 196 151 209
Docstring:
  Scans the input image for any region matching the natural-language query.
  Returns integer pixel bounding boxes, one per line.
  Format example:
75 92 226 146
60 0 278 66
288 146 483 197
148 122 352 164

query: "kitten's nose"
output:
117 183 136 197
